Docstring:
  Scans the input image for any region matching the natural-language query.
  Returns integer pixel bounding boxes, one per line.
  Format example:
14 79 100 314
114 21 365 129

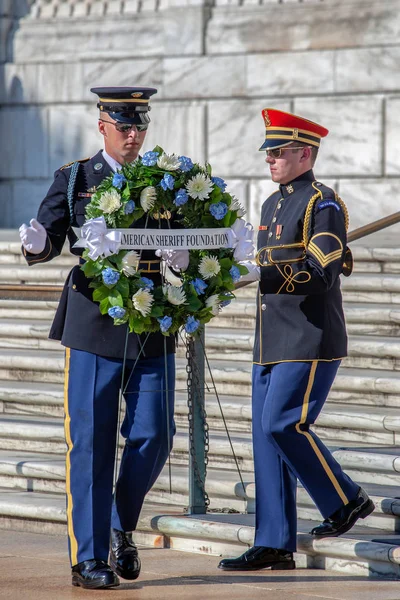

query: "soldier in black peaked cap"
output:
19 87 178 589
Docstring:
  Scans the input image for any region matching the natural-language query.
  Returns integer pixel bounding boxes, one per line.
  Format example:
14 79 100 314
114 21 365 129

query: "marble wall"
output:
1 0 400 233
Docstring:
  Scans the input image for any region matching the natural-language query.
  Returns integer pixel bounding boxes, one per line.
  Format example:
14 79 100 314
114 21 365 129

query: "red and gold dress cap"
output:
259 108 329 151
91 86 157 125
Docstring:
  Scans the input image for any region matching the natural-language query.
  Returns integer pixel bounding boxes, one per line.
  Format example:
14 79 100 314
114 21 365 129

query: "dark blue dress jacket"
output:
23 150 175 360
253 169 348 365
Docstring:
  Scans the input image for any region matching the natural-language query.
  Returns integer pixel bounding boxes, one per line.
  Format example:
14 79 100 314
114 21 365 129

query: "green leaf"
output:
238 263 250 275
93 286 112 303
99 297 111 314
152 145 165 155
122 186 131 199
187 296 202 312
129 315 145 334
223 211 231 227
108 289 124 307
116 277 130 299
219 258 232 270
80 260 103 278
150 305 164 318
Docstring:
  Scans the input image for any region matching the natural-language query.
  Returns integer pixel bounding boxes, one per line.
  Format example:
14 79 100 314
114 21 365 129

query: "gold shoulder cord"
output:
256 184 350 267
303 183 349 247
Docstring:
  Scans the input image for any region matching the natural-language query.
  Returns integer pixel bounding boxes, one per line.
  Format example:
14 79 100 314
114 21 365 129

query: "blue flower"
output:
191 278 207 295
158 316 173 333
112 172 127 189
174 189 189 207
108 306 126 319
160 173 175 191
142 151 159 166
140 277 154 290
209 202 228 221
229 265 241 283
212 176 227 192
124 200 135 214
185 316 200 334
179 156 194 172
102 268 120 286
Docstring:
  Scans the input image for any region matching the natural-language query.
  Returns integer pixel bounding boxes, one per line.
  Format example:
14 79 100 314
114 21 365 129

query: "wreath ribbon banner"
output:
73 217 238 259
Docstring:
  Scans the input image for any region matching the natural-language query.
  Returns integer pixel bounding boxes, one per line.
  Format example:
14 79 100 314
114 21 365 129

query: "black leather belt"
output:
138 260 161 273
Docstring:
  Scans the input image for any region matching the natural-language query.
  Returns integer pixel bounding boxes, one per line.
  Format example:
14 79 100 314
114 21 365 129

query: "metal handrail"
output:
236 209 400 290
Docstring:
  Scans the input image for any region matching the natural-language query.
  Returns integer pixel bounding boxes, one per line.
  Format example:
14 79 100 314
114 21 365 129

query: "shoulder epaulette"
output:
60 157 90 170
312 181 336 198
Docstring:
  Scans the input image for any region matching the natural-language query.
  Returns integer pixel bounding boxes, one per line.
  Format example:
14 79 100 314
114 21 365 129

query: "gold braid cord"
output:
303 183 349 248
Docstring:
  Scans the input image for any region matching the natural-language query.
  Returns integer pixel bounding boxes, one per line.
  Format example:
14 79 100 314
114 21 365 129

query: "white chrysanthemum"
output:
206 294 220 316
157 153 181 171
186 173 213 201
98 189 121 214
166 285 186 306
140 186 157 212
198 255 221 280
122 250 140 276
132 288 153 317
229 197 246 217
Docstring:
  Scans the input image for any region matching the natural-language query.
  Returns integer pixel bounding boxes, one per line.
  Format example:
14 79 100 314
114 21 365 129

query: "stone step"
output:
3 318 400 373
215 300 400 336
3 378 400 446
1 412 400 485
2 448 400 533
0 300 58 321
203 329 400 372
2 298 400 339
0 490 399 578
1 349 400 410
0 264 74 285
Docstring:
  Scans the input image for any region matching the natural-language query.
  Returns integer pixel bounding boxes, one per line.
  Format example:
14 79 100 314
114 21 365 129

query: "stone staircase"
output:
1 232 400 578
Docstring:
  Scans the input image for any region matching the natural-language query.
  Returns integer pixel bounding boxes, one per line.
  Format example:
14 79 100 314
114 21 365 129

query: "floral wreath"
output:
79 147 253 336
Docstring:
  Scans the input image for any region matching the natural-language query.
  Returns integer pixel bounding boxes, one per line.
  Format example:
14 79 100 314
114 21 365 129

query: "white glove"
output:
19 218 47 254
156 249 190 272
239 261 260 282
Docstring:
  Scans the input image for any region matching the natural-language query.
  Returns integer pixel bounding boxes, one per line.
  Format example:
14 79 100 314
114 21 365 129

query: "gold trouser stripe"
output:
64 348 78 565
295 360 349 505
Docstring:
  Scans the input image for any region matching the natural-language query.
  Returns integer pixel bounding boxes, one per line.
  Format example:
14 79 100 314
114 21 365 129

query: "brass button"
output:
268 232 273 238
272 217 276 223
261 303 267 311
277 204 282 210
72 284 77 290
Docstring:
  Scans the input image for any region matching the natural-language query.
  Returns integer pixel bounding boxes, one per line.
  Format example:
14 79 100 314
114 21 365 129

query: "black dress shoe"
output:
110 528 141 580
71 559 120 589
218 546 295 571
310 487 375 537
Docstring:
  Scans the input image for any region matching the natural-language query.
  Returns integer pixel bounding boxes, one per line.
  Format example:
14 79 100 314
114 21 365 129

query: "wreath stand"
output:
112 326 246 516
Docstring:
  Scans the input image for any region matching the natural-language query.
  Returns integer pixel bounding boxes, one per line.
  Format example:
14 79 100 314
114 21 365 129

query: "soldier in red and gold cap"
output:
219 109 374 572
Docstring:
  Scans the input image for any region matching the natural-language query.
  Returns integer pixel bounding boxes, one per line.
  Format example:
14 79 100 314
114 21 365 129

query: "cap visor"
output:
259 140 294 151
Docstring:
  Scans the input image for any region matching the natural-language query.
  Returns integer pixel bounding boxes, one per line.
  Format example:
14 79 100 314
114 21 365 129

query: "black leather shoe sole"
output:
72 574 120 589
110 556 140 580
312 498 375 538
218 559 296 571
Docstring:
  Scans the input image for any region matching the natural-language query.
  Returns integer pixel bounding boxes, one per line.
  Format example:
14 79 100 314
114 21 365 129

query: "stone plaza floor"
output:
1 530 400 600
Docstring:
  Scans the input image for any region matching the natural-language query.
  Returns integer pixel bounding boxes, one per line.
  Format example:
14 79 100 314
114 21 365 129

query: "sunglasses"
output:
100 119 148 133
266 146 310 159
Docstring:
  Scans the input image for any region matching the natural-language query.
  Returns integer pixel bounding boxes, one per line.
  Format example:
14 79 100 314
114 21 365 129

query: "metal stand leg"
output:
186 330 209 514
